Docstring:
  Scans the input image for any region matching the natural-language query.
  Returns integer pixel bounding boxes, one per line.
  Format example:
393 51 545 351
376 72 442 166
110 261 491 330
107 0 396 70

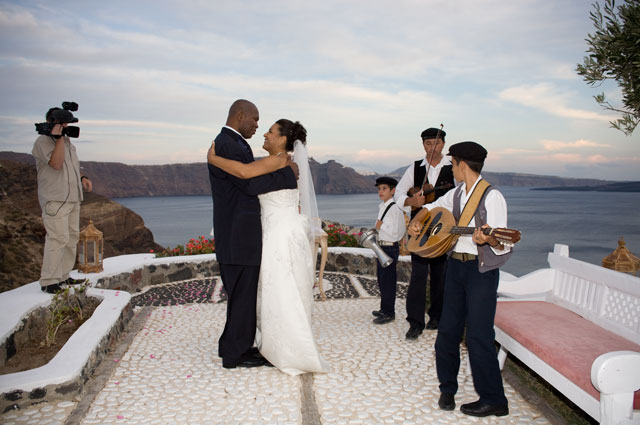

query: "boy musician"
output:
371 177 406 325
395 127 454 339
408 141 511 417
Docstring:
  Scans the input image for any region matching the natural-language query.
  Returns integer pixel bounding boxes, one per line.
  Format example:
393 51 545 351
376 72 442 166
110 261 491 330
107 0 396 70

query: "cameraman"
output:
32 106 93 293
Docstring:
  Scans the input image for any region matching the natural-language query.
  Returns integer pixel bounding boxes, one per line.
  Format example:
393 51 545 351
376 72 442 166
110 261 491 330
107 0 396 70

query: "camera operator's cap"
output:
421 127 446 141
50 108 78 123
375 176 398 188
447 141 487 162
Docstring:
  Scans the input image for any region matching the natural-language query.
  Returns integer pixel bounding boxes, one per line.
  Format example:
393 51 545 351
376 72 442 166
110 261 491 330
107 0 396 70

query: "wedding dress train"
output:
255 188 329 375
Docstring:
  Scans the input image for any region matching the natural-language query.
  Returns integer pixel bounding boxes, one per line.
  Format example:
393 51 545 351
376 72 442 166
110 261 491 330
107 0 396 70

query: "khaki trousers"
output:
40 201 80 287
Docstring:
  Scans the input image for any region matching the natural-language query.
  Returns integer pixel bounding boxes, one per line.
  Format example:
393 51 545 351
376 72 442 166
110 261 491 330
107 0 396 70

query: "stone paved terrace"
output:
1 269 555 425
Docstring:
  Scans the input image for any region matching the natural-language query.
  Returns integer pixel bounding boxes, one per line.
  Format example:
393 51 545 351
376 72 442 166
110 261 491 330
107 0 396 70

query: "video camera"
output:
35 101 80 138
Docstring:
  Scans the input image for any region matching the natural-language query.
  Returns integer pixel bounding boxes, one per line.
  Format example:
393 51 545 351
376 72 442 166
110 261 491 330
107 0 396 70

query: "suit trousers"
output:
377 244 399 315
435 257 507 406
40 201 80 287
405 253 447 330
218 263 260 363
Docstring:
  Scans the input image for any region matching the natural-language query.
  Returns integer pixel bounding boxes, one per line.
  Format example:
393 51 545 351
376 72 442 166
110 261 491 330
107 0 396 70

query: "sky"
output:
0 0 638 181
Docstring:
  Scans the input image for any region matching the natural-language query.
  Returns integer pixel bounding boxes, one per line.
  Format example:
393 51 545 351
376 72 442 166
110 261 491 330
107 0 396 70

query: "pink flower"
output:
117 415 124 419
150 354 156 359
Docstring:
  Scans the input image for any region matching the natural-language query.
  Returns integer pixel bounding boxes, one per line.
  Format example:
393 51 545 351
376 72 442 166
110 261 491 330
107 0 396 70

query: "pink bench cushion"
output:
495 301 640 409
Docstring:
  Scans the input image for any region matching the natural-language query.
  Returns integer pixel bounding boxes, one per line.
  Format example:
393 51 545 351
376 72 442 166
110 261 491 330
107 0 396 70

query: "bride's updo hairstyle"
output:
276 119 307 152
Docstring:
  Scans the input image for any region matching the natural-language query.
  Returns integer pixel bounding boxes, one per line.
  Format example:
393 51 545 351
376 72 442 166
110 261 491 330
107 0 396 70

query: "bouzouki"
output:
407 207 521 258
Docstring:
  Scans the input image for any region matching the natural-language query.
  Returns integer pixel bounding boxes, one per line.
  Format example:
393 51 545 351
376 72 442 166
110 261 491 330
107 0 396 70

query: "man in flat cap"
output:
408 141 512 417
395 127 454 339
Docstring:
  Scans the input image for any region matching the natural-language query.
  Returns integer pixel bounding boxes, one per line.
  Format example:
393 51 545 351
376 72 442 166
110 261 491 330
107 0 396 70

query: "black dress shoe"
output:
438 393 455 411
425 319 439 330
373 312 395 325
405 327 423 339
372 310 384 317
222 356 268 369
41 283 63 294
460 400 509 417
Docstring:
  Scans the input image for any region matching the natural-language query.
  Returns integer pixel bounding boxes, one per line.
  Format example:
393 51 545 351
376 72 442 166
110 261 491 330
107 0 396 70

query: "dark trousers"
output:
435 258 507 406
218 263 260 363
405 253 447 330
377 244 399 315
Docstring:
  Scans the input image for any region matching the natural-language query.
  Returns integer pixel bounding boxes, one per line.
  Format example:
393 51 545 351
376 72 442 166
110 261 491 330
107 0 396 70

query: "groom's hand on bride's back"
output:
286 156 300 179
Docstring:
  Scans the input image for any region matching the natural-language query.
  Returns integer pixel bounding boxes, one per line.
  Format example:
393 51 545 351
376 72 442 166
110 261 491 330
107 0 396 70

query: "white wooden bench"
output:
495 244 640 425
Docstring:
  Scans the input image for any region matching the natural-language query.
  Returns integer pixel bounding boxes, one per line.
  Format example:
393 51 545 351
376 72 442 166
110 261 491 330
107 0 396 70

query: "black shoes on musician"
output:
438 394 508 417
372 310 395 325
425 319 439 330
405 327 423 340
222 348 273 369
438 393 455 411
460 400 509 417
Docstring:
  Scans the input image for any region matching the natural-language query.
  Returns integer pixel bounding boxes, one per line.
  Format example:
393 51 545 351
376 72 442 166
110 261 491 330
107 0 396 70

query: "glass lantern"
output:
77 220 104 273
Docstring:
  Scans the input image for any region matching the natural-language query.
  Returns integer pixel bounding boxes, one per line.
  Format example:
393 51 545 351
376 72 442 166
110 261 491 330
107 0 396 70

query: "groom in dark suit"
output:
208 99 298 368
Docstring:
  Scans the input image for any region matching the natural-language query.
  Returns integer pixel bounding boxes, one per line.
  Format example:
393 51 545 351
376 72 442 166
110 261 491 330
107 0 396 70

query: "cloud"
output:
498 83 616 122
541 139 611 151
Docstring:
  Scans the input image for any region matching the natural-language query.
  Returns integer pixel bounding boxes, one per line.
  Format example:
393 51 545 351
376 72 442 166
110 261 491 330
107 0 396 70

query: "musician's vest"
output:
411 160 453 218
452 184 512 273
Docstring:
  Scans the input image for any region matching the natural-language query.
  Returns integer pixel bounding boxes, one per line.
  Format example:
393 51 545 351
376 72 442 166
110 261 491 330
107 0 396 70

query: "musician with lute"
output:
395 126 454 339
407 141 512 418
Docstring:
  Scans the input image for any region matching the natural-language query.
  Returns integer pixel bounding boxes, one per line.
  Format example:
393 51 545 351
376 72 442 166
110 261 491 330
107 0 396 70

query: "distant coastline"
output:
0 151 632 197
532 181 640 192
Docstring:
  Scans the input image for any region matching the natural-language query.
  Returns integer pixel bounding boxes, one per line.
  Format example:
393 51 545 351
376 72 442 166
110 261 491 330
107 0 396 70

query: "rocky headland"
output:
0 151 619 198
0 159 162 292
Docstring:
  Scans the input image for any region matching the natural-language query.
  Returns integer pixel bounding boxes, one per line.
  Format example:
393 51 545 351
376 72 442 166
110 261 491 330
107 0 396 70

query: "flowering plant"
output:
325 223 361 247
155 235 215 257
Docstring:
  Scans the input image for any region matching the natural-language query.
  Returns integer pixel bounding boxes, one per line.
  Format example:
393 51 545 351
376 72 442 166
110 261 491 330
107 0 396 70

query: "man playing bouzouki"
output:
395 127 454 339
408 141 512 418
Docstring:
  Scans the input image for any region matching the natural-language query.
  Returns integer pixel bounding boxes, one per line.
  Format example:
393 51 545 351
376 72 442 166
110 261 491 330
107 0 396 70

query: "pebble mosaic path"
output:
2 273 551 425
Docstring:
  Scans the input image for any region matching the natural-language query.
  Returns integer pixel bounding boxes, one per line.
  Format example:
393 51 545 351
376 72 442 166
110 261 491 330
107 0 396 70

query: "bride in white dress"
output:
208 119 329 375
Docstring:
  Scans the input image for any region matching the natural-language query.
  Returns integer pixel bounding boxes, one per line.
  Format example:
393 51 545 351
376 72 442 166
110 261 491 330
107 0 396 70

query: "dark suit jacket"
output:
208 127 297 266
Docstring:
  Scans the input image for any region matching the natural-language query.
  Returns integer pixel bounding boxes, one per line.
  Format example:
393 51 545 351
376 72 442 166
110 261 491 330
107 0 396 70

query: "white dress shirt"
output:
395 155 452 214
377 198 406 243
424 175 510 256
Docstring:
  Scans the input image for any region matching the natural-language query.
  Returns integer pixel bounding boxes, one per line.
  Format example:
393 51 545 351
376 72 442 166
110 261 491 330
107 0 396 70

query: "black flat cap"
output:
375 176 398 187
421 127 446 141
447 141 487 162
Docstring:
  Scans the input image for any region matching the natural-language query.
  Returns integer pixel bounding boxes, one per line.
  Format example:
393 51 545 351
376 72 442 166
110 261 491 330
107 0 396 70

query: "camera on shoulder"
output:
35 101 80 138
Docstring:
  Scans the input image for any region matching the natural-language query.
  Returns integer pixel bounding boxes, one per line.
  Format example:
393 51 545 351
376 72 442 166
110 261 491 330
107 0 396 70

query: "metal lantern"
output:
77 220 104 273
602 237 640 277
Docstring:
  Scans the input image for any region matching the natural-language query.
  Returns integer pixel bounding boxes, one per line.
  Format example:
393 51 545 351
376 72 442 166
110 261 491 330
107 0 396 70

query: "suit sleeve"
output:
212 136 297 195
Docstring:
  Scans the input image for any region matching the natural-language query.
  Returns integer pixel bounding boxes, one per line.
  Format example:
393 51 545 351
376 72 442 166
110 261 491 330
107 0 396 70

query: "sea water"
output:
114 187 640 276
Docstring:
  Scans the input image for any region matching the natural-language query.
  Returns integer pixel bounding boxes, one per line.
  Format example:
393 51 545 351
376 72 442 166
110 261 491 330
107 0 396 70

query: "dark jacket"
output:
208 127 297 265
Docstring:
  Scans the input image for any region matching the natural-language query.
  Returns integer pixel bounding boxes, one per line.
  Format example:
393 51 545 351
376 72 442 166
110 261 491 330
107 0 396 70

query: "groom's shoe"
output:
372 310 384 318
222 356 268 369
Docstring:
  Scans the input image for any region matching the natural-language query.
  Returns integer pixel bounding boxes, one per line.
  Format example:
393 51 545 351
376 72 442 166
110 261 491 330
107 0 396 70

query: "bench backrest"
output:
546 244 640 345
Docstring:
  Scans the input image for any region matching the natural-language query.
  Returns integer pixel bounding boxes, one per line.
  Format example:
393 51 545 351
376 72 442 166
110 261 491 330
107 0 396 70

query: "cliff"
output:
0 159 162 292
1 151 618 198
